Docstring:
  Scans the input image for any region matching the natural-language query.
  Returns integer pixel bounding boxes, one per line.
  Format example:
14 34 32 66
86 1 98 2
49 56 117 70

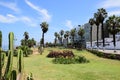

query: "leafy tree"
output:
40 22 49 47
89 18 95 49
106 15 120 52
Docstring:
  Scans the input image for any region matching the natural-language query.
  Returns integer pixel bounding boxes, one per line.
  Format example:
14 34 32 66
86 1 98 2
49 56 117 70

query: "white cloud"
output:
0 2 21 13
65 20 73 29
108 10 120 16
0 14 37 27
98 0 120 16
25 0 51 22
0 14 18 23
99 0 120 8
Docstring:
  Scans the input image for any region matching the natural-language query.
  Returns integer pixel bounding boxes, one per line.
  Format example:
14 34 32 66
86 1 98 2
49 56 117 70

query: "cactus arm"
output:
4 50 13 80
0 31 2 79
9 32 14 51
17 49 24 73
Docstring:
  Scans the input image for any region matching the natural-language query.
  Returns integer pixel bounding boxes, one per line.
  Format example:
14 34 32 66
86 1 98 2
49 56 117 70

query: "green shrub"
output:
52 55 89 64
108 54 116 59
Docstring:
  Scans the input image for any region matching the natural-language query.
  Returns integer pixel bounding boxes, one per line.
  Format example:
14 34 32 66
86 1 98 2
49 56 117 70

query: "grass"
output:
16 47 120 80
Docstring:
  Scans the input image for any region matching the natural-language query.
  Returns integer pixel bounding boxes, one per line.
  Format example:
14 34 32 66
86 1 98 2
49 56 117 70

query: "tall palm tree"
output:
106 15 120 52
59 30 64 45
94 12 100 48
40 22 49 47
23 31 29 46
78 27 85 40
24 32 29 40
97 8 107 50
89 18 95 49
65 31 70 45
70 28 76 44
57 33 61 44
54 32 58 46
78 27 85 48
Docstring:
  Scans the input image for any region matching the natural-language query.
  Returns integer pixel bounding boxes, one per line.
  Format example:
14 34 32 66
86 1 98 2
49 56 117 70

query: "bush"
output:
17 46 33 57
47 50 74 58
52 55 89 64
87 49 120 60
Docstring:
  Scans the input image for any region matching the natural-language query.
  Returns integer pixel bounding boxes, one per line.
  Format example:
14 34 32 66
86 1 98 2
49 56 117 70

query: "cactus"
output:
0 31 26 80
1 52 6 68
17 49 24 73
27 73 34 80
10 70 17 80
0 48 2 80
9 32 14 51
0 31 2 80
0 31 2 47
4 50 13 80
4 32 14 80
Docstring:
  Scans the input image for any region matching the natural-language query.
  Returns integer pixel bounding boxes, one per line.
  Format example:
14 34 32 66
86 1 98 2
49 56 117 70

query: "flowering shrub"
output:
47 50 74 58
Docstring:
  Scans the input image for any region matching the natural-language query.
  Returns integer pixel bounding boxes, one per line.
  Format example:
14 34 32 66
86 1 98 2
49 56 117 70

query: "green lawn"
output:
23 48 120 80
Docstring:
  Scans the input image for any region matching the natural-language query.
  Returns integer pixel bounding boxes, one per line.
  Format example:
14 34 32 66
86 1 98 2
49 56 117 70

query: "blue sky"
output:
0 0 120 48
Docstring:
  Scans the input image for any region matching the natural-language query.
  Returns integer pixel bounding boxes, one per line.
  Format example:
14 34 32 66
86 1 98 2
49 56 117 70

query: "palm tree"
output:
89 18 95 49
65 31 70 45
54 32 58 46
24 32 29 40
70 28 76 44
59 30 64 45
78 27 85 40
97 8 107 50
23 31 29 46
106 15 120 52
40 22 49 47
57 34 61 44
94 12 100 48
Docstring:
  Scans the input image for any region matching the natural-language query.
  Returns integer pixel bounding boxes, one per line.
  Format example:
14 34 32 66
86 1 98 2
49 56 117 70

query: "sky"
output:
0 0 120 48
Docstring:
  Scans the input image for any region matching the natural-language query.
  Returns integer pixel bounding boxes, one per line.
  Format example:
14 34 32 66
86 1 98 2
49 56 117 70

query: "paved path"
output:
98 49 120 54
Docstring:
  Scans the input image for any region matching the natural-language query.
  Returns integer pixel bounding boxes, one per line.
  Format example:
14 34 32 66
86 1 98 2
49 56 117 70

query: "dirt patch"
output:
31 48 39 55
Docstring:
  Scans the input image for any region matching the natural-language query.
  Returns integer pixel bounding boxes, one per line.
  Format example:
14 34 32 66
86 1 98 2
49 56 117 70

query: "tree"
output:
57 33 61 44
59 30 64 45
40 22 49 47
78 27 85 40
97 8 107 50
106 15 120 52
65 31 70 45
23 31 29 46
94 12 100 48
54 32 58 46
70 28 76 43
89 18 95 49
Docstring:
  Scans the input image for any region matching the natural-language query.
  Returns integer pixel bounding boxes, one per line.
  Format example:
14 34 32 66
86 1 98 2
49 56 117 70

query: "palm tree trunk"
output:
102 23 105 50
97 25 99 49
113 33 116 52
42 32 44 47
67 37 68 45
90 26 92 49
72 36 74 46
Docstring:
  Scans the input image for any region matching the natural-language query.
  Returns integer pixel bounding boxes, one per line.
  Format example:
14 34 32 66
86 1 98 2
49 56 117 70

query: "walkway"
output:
98 49 120 54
